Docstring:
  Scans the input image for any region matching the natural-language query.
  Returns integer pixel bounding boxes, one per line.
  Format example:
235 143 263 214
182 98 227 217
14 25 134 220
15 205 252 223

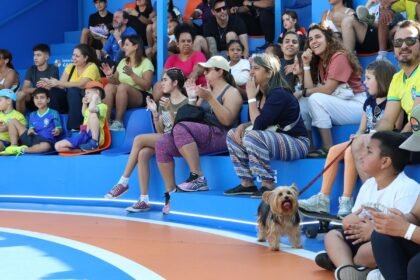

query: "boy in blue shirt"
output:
2 88 62 155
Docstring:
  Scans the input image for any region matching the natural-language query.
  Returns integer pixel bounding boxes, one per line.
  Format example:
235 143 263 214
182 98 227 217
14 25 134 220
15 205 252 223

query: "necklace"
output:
217 25 227 40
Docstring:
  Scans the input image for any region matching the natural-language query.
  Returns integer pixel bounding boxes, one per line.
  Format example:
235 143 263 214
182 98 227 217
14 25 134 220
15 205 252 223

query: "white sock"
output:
340 196 352 201
118 176 129 187
140 195 149 204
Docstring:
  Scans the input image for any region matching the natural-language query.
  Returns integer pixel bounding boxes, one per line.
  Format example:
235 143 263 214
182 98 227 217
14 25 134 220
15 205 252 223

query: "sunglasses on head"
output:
393 37 418 48
214 6 226 13
166 67 185 78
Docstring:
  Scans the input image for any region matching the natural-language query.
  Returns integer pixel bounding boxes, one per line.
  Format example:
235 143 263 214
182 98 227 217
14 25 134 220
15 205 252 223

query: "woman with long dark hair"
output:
105 68 189 212
296 24 366 157
101 35 154 130
224 53 310 197
42 44 101 130
0 49 19 92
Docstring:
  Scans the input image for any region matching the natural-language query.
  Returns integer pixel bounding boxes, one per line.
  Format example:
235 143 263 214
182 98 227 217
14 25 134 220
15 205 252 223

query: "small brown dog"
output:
257 184 302 251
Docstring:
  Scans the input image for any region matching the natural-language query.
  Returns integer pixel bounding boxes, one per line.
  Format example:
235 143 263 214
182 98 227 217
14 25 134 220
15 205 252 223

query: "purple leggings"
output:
155 122 227 163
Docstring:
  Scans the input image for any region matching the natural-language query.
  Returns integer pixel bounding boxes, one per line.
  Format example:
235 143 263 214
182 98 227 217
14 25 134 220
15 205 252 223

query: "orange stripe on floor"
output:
0 211 333 279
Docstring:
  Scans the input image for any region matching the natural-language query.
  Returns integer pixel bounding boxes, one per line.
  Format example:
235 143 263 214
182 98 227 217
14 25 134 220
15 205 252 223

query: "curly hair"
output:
305 24 362 84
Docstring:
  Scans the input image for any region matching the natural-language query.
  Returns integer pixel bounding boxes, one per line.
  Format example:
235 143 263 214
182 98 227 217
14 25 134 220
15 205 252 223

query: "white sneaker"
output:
337 196 354 218
298 193 330 213
366 269 385 280
109 120 125 131
335 265 372 280
89 25 109 39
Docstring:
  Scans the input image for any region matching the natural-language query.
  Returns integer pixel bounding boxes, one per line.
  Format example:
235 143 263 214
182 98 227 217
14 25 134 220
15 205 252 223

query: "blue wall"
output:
0 0 78 69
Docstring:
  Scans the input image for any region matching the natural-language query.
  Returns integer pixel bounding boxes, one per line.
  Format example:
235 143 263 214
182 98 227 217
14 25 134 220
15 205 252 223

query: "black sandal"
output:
307 147 329 158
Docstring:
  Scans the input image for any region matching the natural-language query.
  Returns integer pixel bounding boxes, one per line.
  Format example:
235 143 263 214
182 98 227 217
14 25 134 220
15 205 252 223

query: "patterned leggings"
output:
226 128 310 182
155 122 228 163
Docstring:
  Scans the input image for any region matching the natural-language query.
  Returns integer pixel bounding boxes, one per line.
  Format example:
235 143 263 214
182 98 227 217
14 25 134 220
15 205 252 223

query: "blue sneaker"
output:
79 139 99 151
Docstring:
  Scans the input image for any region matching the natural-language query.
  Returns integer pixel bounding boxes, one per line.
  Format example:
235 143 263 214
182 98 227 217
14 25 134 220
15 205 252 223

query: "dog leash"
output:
299 139 354 196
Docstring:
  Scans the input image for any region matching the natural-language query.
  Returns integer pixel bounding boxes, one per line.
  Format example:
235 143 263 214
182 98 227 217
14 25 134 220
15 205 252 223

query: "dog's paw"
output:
292 244 303 249
257 238 266 242
269 246 280 251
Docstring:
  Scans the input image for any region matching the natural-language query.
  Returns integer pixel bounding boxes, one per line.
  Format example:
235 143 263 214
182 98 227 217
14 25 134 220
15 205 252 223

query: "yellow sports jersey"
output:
392 0 417 20
387 66 420 120
0 110 27 143
83 103 107 145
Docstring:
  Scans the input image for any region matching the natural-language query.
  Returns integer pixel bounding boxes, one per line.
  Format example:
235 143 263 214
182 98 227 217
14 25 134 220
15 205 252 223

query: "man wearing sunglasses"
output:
203 0 249 58
353 20 420 181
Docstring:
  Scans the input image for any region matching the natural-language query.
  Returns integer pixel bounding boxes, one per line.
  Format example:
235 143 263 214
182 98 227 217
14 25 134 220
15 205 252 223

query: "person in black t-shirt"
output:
203 0 249 58
228 0 275 50
16 44 67 114
80 0 113 57
123 1 154 47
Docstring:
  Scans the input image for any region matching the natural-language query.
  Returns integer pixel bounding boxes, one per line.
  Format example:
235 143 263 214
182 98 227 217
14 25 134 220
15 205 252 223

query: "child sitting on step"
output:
298 60 400 218
2 88 62 155
55 81 107 152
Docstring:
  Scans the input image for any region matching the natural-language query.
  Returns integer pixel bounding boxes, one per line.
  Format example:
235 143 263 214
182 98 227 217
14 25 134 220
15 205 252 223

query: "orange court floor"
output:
0 208 334 280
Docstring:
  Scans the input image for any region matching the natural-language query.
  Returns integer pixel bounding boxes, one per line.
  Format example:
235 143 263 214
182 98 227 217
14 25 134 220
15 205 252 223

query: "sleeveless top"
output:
200 84 238 129
0 69 19 93
324 8 352 33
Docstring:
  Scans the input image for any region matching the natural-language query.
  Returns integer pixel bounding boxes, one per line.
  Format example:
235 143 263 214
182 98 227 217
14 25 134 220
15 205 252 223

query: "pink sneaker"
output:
104 184 128 199
162 202 170 215
126 200 151 213
177 173 209 192
162 192 170 214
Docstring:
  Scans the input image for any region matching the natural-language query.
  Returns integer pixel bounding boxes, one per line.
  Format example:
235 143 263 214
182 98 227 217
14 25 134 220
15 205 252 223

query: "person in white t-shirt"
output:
313 131 420 279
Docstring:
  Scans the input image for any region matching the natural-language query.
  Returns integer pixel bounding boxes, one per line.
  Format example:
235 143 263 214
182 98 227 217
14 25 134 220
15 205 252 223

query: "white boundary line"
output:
0 226 164 279
0 208 318 260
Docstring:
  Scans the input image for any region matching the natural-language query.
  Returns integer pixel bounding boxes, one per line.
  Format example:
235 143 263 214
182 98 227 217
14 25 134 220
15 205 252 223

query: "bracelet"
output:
118 39 122 44
302 88 307 98
404 224 416 240
248 98 257 104
303 66 311 71
188 98 197 102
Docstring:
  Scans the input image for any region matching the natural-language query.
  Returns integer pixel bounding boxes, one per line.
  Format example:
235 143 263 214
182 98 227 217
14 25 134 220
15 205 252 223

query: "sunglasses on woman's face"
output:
393 37 418 48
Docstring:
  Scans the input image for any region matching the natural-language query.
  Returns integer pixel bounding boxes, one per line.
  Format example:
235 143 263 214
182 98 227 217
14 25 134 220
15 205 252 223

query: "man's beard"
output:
398 50 420 67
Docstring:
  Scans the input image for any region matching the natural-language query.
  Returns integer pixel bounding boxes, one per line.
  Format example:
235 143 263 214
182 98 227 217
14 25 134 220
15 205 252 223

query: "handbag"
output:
331 83 354 100
173 104 206 125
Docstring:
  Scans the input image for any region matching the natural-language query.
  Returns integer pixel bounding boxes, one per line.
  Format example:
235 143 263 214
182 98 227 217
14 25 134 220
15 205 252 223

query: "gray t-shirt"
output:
25 64 59 86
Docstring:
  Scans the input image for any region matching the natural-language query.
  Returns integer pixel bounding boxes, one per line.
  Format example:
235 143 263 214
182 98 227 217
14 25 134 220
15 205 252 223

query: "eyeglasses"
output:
214 6 226 13
393 37 418 48
372 105 382 124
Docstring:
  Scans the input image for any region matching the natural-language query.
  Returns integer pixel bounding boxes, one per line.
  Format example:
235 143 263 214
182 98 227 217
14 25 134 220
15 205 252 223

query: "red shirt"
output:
319 52 365 94
164 51 207 86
